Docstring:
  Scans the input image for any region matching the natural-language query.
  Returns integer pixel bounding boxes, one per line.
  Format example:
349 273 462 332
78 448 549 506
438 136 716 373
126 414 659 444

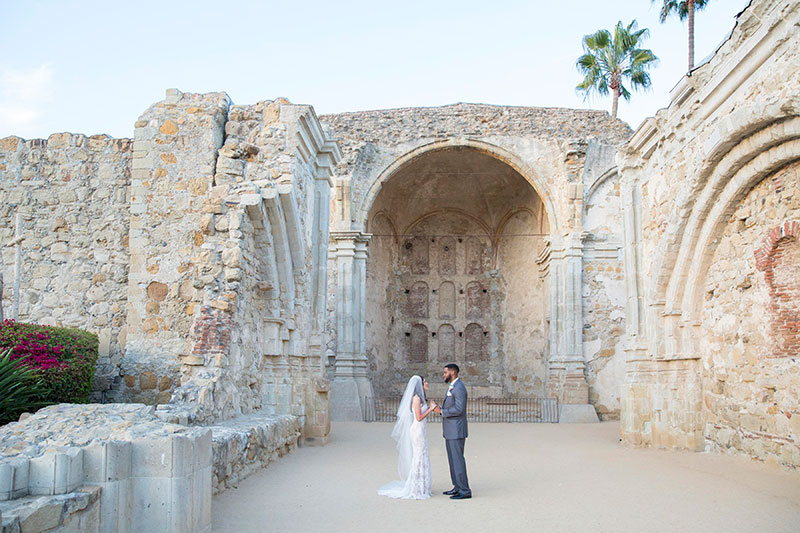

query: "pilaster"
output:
329 231 374 420
547 233 597 422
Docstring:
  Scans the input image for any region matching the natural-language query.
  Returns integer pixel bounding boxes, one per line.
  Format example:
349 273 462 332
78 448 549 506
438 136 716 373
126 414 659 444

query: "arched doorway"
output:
364 146 551 398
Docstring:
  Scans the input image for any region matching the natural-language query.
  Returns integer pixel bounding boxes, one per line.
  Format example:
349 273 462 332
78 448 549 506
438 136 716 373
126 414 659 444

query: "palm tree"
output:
576 20 658 120
652 0 711 72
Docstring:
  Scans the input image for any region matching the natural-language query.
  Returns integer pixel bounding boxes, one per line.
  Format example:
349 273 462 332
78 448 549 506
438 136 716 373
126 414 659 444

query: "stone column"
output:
303 171 335 444
618 159 657 444
329 231 374 420
547 233 598 422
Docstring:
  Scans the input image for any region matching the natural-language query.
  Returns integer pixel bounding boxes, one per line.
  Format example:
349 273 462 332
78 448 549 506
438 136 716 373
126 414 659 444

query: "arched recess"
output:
357 139 561 235
363 142 553 396
409 324 429 362
584 167 618 208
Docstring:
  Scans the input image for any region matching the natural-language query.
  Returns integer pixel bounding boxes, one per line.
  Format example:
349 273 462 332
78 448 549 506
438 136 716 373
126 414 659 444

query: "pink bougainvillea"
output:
0 320 97 404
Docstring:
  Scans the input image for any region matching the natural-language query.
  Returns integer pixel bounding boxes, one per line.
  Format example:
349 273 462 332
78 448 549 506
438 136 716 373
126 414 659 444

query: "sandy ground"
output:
212 422 800 532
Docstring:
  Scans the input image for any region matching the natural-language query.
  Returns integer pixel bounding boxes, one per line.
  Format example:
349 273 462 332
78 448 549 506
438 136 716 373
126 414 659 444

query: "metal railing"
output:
363 396 558 423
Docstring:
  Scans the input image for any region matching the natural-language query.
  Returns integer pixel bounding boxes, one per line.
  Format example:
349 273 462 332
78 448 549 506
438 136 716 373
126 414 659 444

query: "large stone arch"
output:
327 112 624 420
356 139 562 236
651 115 800 313
341 139 593 420
649 116 800 356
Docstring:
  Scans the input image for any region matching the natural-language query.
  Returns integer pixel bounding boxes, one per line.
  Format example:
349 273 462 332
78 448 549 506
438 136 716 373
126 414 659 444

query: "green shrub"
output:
0 320 99 405
0 349 46 424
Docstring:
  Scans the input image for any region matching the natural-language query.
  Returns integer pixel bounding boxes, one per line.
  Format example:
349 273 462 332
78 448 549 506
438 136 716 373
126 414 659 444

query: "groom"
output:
432 363 472 500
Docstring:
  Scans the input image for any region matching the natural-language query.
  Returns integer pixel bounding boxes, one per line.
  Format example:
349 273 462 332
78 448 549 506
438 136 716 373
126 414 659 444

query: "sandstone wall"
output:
119 90 229 407
496 214 550 397
0 89 337 442
582 175 625 419
0 134 131 397
129 91 338 435
619 0 800 464
702 161 800 466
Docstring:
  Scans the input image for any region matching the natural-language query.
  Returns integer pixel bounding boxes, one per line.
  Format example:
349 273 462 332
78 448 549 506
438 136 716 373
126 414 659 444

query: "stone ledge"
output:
209 414 301 495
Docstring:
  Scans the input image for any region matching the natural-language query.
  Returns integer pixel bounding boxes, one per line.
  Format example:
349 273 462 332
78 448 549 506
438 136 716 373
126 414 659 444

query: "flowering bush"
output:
0 320 98 405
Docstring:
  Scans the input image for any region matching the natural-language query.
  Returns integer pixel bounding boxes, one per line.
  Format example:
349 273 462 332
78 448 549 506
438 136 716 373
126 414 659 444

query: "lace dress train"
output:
378 417 432 499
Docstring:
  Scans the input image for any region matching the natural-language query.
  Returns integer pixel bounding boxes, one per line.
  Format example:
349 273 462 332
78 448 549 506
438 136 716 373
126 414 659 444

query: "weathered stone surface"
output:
209 414 301 495
617 0 800 466
0 133 131 401
323 99 628 411
0 404 213 532
0 404 184 457
0 485 101 533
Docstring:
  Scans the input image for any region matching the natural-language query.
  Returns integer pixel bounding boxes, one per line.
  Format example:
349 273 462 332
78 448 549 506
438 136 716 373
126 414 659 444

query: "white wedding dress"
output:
378 376 432 500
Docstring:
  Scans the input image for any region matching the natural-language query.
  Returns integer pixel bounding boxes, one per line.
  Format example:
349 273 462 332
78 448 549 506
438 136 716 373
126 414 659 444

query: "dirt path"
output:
212 422 800 532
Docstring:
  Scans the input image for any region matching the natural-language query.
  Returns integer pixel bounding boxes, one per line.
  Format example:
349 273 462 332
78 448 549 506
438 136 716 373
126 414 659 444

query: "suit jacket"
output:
441 379 468 439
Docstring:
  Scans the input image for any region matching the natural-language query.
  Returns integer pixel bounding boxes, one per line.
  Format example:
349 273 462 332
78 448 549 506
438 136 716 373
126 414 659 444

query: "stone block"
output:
165 89 182 105
558 404 600 423
96 481 130 533
131 156 153 170
0 456 30 500
130 437 174 478
193 466 213 531
192 429 213 474
83 440 132 484
29 448 84 495
169 435 194 479
167 475 193 532
131 477 170 530
20 501 64 532
139 371 158 390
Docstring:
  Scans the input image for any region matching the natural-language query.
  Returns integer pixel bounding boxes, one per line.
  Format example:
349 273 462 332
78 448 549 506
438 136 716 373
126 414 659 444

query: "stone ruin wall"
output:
0 134 131 399
0 90 337 437
582 143 626 420
702 161 800 466
321 104 631 412
122 91 230 409
619 0 800 466
0 89 339 531
323 104 632 235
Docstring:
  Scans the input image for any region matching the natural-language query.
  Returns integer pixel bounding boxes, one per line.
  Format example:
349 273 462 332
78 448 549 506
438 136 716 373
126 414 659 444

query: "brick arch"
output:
754 221 800 357
754 220 800 271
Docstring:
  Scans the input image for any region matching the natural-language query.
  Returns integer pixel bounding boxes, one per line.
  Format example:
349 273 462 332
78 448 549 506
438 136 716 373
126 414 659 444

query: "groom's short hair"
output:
444 363 459 375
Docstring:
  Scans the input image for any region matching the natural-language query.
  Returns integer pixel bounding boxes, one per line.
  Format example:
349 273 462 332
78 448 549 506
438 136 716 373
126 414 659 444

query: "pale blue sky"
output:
0 0 750 139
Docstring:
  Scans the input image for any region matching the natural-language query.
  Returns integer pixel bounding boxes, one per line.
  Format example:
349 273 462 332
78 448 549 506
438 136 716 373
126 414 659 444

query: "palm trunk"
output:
610 73 620 119
611 91 619 120
688 0 695 72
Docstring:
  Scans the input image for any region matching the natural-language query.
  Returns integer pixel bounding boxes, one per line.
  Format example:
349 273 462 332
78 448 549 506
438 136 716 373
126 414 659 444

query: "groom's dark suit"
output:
441 378 471 497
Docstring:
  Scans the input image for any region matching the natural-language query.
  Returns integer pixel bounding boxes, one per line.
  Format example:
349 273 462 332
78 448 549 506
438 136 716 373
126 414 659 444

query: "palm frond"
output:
574 19 658 115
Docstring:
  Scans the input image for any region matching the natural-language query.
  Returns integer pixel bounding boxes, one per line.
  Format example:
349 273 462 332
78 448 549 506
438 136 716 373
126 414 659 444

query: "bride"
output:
378 375 438 499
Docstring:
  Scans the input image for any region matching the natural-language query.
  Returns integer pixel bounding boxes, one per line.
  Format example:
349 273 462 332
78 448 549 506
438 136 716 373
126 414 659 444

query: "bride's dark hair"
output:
412 375 426 404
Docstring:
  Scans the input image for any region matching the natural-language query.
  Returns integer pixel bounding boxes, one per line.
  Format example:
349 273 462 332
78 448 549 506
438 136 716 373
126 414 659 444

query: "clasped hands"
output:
428 400 442 414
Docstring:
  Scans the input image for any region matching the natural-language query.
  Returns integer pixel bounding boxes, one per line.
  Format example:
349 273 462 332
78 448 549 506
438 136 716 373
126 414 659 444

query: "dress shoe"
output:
450 492 472 500
442 488 458 495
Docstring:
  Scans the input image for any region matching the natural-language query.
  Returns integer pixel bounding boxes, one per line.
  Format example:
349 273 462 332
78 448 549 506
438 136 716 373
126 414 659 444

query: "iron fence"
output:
363 395 558 423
